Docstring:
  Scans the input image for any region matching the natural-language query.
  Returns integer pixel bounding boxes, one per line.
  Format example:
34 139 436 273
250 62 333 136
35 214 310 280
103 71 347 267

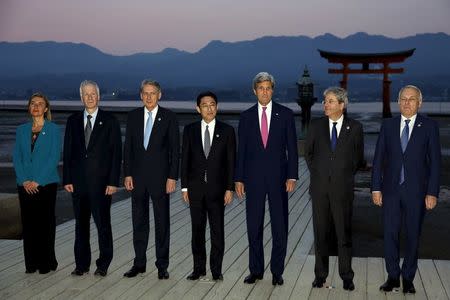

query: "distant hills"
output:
1 32 449 100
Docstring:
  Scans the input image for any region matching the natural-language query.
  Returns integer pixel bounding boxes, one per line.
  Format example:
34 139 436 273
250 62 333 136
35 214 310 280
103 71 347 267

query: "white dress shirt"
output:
400 114 417 139
201 118 216 149
84 108 98 129
144 105 158 133
258 101 272 131
328 114 344 139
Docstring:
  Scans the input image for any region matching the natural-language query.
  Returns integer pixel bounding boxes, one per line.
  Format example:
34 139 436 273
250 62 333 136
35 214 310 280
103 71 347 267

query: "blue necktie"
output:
143 111 152 150
399 119 410 184
331 122 337 151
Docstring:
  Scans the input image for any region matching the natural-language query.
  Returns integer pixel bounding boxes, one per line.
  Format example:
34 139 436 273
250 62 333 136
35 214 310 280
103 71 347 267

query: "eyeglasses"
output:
322 99 339 105
141 91 159 98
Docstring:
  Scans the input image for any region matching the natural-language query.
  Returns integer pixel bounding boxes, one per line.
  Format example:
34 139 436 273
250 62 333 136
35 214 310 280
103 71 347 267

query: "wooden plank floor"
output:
1 159 449 299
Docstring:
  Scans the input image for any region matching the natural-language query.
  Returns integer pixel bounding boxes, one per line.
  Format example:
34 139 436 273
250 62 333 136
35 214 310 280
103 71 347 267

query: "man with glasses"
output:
372 85 441 294
305 87 364 291
181 91 236 281
123 79 179 280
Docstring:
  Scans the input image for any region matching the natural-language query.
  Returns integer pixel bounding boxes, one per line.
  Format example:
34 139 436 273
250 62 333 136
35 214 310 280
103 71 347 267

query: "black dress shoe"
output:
312 277 326 288
71 269 89 276
243 273 263 284
94 268 107 277
158 269 169 279
186 271 206 280
272 275 284 286
402 279 416 294
379 277 400 292
212 274 223 281
343 279 355 291
39 268 50 274
25 268 37 274
123 266 146 278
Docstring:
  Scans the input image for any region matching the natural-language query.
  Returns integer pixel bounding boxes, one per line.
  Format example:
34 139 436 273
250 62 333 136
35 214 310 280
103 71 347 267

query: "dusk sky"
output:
1 0 449 55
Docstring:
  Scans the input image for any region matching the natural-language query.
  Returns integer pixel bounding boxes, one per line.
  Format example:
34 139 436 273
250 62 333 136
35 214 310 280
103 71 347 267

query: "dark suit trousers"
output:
72 189 113 271
18 183 58 271
131 187 170 270
383 184 425 281
312 191 354 281
189 193 225 276
246 182 289 276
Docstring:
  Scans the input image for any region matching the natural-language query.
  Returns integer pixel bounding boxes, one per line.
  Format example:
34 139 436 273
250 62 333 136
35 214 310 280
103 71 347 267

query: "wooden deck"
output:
1 159 449 299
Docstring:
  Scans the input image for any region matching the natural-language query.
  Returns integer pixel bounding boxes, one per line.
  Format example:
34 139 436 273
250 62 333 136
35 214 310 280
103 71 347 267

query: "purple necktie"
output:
261 107 268 148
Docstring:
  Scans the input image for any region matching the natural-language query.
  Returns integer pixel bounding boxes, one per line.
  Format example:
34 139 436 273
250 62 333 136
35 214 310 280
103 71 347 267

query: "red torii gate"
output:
318 49 415 118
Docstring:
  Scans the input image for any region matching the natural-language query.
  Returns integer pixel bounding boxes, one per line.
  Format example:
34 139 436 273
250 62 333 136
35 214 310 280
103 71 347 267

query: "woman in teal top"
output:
13 92 61 274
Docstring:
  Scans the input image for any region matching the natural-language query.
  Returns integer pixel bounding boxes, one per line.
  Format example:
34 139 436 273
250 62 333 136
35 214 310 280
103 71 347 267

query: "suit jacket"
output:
234 102 298 189
63 109 122 193
371 114 441 198
123 106 179 194
305 116 364 199
181 120 235 198
13 120 61 186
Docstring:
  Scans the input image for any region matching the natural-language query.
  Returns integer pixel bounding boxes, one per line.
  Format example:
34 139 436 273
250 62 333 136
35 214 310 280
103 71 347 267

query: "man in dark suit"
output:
63 80 122 277
372 85 441 294
305 87 364 291
235 72 298 286
123 79 179 279
181 91 236 281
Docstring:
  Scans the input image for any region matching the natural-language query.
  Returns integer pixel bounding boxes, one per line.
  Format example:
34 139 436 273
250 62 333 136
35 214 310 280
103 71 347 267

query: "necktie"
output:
143 111 152 150
261 107 268 148
85 114 92 148
331 122 337 151
204 125 211 158
399 119 410 184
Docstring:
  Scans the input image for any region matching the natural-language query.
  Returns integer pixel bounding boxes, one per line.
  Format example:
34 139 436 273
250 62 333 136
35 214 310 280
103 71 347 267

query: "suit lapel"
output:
147 106 163 149
335 117 351 151
75 111 86 151
249 104 264 150
87 109 103 151
31 120 48 155
321 118 332 150
405 114 423 154
268 103 280 148
209 121 222 158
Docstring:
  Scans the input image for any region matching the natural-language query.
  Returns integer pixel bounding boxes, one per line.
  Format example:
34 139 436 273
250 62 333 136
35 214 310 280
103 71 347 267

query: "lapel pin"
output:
158 118 161 121
42 131 46 135
275 113 279 116
418 123 422 127
346 126 350 130
99 121 103 125
216 134 219 138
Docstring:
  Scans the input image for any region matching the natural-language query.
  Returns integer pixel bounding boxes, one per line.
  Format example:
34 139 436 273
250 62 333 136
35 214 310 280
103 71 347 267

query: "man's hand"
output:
224 190 233 206
182 191 189 204
105 185 117 195
235 182 245 199
286 179 296 192
166 178 176 194
64 184 74 193
372 191 382 206
425 195 437 210
124 176 134 191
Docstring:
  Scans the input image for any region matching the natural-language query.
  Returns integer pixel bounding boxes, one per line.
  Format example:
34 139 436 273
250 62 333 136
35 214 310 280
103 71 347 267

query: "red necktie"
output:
261 107 268 148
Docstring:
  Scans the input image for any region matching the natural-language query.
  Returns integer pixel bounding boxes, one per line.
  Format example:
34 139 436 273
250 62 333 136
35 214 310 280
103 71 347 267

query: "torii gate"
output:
318 49 415 118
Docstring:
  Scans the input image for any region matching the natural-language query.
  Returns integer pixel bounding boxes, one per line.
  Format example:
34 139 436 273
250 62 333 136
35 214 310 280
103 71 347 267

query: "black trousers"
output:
189 193 225 276
131 187 170 270
18 183 58 272
312 191 354 281
72 188 113 271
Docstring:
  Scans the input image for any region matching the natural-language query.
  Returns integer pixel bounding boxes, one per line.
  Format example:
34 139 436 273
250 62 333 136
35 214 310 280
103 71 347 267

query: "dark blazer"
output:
123 106 179 193
371 114 441 198
181 120 235 196
63 109 122 192
305 116 364 200
234 102 298 187
14 120 61 186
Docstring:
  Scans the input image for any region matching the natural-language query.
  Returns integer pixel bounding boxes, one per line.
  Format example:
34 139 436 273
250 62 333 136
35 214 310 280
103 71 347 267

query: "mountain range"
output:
1 32 449 99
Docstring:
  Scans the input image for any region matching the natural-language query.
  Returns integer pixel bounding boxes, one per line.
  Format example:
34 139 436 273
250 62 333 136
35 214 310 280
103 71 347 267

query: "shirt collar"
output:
401 114 417 124
258 100 272 111
328 114 344 125
144 105 158 116
201 118 216 127
84 108 98 119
